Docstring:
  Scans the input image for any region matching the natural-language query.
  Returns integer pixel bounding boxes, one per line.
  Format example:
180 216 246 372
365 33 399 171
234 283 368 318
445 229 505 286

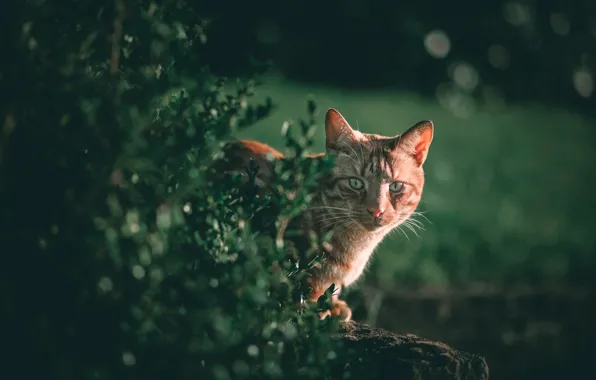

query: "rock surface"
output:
333 322 489 380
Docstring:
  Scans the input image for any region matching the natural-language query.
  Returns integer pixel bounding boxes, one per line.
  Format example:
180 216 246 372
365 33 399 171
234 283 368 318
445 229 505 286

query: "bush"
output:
1 1 342 379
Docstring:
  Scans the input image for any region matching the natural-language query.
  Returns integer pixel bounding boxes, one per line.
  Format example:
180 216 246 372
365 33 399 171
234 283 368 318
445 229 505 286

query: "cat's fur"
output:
214 109 433 321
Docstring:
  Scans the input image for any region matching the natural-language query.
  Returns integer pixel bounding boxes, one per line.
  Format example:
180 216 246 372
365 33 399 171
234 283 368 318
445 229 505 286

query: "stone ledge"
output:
333 322 489 380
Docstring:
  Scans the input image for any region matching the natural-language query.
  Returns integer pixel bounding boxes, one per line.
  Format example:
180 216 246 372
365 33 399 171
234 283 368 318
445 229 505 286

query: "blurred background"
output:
202 1 596 379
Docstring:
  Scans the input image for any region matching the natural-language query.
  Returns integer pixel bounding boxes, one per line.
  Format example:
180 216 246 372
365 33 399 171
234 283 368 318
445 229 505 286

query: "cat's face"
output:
318 109 433 234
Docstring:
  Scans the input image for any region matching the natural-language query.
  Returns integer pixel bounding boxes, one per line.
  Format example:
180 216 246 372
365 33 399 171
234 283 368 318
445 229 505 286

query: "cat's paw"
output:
319 300 352 322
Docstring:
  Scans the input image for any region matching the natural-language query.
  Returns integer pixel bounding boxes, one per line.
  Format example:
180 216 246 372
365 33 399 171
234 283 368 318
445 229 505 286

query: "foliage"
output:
1 1 342 379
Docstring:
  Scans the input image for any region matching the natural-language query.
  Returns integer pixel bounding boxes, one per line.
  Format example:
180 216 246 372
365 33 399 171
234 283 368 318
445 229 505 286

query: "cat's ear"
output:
325 108 356 150
398 120 434 166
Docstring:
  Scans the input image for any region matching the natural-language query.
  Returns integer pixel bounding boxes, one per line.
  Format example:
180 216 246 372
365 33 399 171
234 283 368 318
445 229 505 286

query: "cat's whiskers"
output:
332 218 354 232
312 207 351 219
316 214 351 226
309 205 351 212
315 212 353 227
405 217 425 231
410 211 431 224
391 211 425 240
407 213 428 233
385 213 419 241
402 219 422 239
328 219 357 240
394 224 411 242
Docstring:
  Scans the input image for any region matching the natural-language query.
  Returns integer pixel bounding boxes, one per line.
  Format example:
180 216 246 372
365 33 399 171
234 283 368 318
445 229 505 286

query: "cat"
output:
213 108 433 321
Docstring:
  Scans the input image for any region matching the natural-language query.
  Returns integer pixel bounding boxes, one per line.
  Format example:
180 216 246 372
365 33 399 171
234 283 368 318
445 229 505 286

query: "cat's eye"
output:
389 181 405 192
348 178 364 190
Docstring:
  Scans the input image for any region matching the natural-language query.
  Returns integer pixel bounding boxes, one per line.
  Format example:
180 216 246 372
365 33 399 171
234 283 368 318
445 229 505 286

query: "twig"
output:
110 0 125 75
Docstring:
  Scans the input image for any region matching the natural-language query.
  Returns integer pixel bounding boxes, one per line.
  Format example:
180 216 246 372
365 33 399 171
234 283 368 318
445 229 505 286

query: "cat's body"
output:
214 109 433 321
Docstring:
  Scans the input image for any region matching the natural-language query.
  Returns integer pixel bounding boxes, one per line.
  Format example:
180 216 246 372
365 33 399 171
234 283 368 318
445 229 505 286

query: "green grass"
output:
232 75 596 288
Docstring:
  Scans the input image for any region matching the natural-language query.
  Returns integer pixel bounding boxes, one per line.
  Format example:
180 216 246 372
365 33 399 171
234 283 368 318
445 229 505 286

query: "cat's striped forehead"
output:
333 139 401 181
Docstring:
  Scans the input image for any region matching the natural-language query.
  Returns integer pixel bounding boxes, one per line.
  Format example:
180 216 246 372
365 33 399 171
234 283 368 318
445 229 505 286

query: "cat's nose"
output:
367 208 384 218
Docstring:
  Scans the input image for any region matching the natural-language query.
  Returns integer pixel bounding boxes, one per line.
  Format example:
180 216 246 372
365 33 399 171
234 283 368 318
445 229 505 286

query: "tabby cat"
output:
214 109 433 321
